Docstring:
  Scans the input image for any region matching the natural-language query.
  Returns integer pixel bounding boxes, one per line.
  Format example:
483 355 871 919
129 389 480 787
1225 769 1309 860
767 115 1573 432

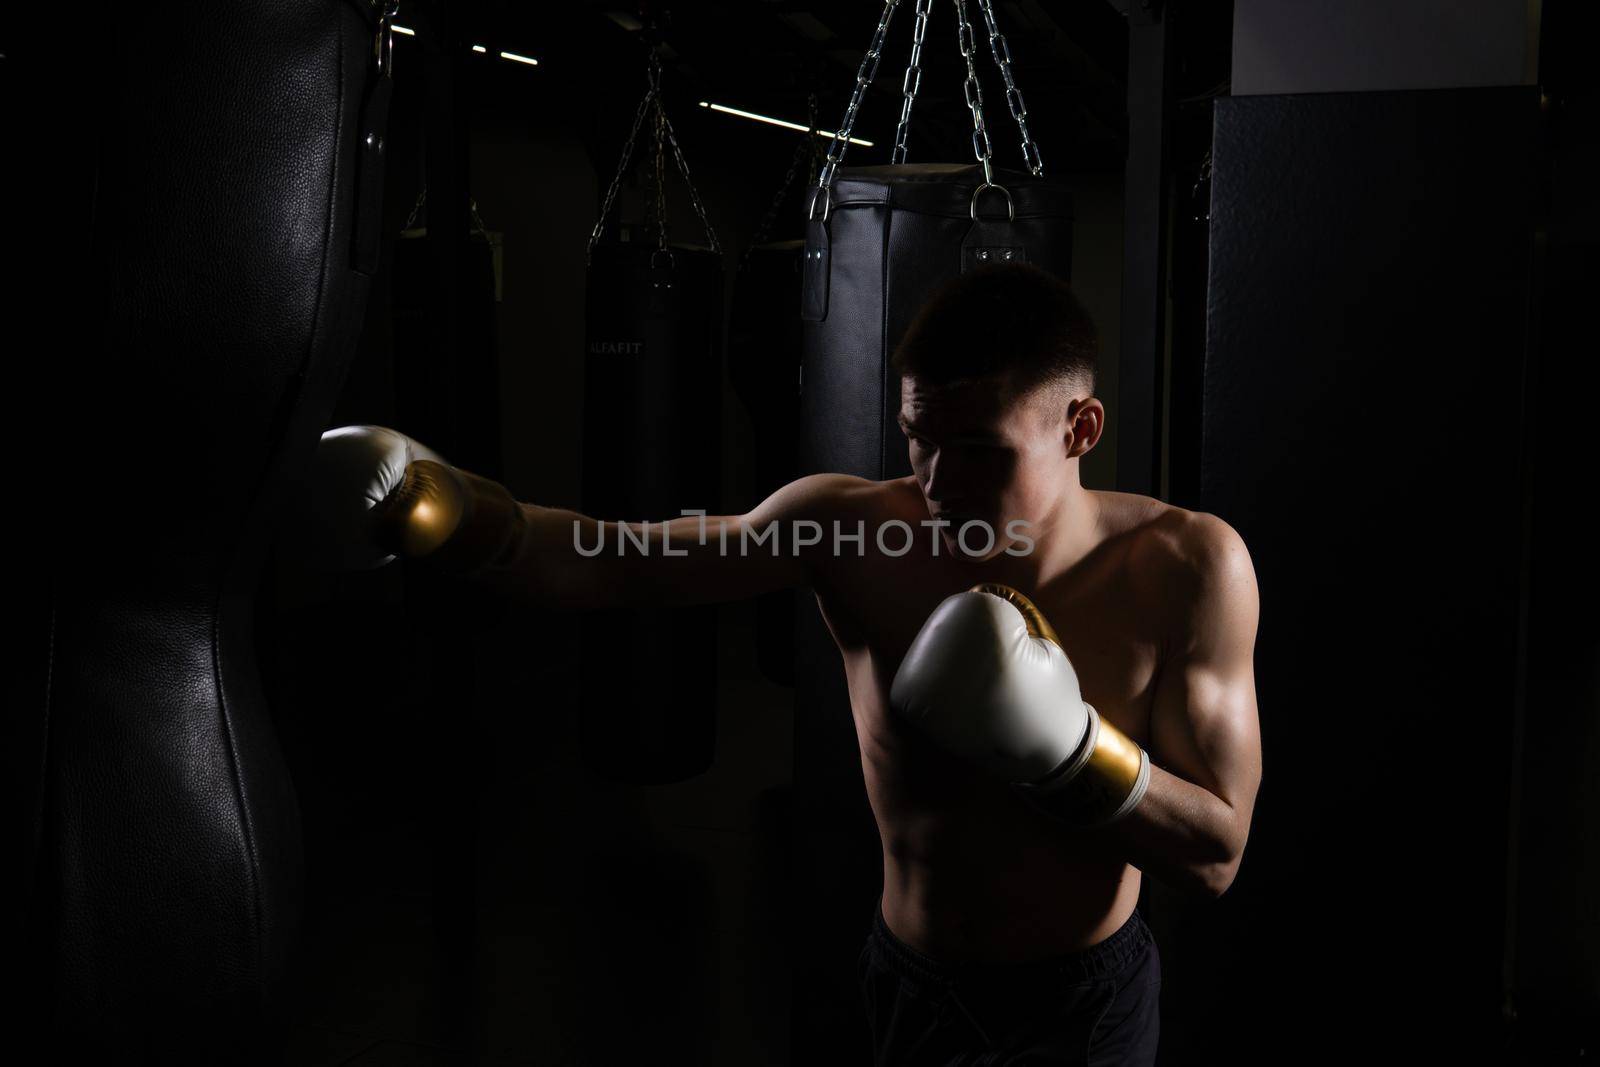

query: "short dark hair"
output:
891 263 1098 397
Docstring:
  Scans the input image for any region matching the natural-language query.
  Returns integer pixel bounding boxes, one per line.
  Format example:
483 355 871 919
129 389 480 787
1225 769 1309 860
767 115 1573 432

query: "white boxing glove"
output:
890 584 1151 827
282 424 523 574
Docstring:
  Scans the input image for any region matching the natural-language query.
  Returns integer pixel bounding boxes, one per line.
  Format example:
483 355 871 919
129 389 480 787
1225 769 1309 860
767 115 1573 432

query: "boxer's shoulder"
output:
1110 497 1254 627
753 472 880 526
798 473 929 528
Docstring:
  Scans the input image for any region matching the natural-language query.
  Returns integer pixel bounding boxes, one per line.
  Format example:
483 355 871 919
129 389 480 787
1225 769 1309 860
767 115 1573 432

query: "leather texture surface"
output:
800 163 1074 482
579 242 724 784
9 1 392 1058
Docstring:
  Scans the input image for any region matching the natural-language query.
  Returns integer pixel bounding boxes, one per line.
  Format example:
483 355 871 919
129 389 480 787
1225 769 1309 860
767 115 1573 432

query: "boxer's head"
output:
893 263 1102 561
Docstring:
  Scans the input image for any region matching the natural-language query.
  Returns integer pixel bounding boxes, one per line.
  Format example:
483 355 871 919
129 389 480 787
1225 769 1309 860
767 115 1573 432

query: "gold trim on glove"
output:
973 583 1151 827
971 582 1062 647
375 459 468 557
373 459 526 575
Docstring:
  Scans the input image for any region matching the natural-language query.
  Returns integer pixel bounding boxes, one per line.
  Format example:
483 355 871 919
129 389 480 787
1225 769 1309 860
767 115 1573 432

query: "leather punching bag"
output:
580 242 724 783
5 0 397 1060
578 48 725 784
799 163 1073 481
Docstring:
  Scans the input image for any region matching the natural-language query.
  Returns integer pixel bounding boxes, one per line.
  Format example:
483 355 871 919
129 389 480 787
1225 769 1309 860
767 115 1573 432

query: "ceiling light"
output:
698 101 871 147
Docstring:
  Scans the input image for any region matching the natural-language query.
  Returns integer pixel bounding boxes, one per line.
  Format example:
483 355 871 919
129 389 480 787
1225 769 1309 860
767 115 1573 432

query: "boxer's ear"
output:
1066 398 1105 458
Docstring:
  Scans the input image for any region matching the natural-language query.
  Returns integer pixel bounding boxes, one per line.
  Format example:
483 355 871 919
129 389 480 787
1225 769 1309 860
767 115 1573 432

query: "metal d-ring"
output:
650 248 676 271
970 182 1014 222
808 185 833 224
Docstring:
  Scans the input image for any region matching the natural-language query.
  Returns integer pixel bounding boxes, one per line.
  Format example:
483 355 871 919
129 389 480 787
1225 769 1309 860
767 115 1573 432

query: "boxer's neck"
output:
960 476 1103 591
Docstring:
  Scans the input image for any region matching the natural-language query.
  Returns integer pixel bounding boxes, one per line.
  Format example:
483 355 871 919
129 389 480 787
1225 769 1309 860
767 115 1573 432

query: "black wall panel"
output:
1178 87 1538 1061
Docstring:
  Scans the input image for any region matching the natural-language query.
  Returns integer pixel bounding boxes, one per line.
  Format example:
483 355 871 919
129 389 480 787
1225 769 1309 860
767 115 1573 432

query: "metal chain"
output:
745 95 822 259
372 0 400 78
587 61 658 262
891 0 936 165
651 98 669 252
658 103 723 254
810 92 827 177
400 187 491 235
1189 148 1213 223
587 51 721 262
817 0 903 196
975 0 1042 176
402 187 426 231
953 0 995 187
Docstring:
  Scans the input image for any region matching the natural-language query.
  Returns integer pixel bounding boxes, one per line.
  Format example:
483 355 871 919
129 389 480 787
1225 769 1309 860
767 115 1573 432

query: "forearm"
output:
1068 763 1244 898
461 502 776 610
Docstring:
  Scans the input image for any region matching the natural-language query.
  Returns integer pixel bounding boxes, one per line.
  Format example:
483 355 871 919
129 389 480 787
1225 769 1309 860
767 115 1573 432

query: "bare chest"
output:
818 547 1166 751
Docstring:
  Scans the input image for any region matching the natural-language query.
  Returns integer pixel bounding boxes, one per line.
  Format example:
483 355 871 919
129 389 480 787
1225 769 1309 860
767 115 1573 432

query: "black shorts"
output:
857 898 1161 1066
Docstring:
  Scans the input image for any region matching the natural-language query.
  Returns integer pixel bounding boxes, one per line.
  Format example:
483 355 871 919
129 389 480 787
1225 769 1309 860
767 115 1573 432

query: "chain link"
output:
651 89 669 251
815 0 1044 212
975 0 1042 176
817 0 903 197
891 0 936 165
399 189 491 235
659 103 722 255
373 0 400 78
402 187 426 232
587 50 721 263
746 95 822 259
587 65 658 262
953 0 995 187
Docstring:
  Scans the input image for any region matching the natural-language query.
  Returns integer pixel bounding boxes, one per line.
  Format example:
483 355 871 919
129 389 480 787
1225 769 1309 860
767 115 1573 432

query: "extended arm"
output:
285 424 864 610
471 473 863 609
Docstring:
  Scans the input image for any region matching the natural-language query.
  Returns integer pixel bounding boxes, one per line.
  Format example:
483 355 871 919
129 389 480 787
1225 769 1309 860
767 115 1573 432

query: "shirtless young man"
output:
300 263 1262 1064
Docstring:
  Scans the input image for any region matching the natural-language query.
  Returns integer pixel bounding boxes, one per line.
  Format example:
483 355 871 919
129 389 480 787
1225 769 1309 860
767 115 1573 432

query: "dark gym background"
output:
263 4 1130 1064
5 0 1595 1063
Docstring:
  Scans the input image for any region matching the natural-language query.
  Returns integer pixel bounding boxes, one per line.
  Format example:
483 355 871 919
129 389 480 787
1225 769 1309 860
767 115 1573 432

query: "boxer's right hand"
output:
890 584 1151 828
282 424 524 574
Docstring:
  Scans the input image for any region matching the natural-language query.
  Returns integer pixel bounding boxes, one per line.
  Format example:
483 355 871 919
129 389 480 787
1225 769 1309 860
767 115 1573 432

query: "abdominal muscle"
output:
850 648 1143 965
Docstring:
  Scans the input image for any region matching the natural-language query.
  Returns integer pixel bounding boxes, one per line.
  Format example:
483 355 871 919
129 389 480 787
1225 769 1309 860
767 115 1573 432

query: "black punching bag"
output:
4 0 397 1059
799 164 1074 480
580 242 723 783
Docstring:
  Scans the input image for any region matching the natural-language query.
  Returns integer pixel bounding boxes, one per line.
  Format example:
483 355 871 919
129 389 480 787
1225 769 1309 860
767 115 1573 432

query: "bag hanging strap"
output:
351 0 400 273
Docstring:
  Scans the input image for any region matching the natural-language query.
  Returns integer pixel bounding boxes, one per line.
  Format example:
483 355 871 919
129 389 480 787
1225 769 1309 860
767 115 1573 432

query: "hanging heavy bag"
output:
580 51 724 784
799 0 1074 482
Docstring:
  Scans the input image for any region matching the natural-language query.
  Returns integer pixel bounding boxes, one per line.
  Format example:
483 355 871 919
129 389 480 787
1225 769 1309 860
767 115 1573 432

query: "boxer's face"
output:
899 372 1100 561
